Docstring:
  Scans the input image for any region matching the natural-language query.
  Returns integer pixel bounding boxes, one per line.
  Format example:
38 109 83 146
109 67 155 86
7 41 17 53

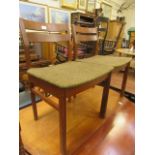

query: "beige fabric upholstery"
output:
27 61 113 88
76 55 132 69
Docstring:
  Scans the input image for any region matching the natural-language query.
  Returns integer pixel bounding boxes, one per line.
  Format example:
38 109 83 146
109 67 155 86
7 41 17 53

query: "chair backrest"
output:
72 25 98 60
103 20 125 55
19 18 72 68
95 17 109 55
96 17 109 39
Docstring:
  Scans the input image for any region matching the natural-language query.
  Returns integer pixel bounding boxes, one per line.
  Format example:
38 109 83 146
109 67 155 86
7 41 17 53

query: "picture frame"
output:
61 0 77 9
19 1 48 22
100 2 112 19
48 8 70 24
29 0 60 8
86 0 96 13
78 0 87 10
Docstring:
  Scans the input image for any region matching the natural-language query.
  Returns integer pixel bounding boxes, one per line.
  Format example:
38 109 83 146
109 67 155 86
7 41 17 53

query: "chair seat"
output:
76 55 132 69
27 61 113 89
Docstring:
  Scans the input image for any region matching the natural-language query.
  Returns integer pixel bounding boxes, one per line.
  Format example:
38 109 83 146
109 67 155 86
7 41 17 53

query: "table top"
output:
116 48 135 56
27 61 113 89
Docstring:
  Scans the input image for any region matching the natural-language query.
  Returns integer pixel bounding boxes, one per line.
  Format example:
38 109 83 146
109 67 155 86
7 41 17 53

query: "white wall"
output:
98 0 120 19
121 8 135 39
99 0 135 39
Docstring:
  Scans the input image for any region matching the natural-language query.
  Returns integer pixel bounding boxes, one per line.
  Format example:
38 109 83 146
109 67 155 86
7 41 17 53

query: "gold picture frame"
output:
48 7 70 24
78 0 87 10
19 1 48 22
61 0 77 9
86 0 96 13
101 2 112 19
29 0 60 8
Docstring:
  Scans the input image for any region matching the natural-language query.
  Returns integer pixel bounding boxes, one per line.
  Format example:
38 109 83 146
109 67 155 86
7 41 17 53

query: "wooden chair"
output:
72 98 135 155
20 18 113 155
102 20 125 55
72 25 132 97
95 16 109 55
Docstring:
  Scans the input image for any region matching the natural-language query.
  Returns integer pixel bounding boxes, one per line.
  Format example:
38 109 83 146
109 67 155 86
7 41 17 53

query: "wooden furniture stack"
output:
71 12 95 27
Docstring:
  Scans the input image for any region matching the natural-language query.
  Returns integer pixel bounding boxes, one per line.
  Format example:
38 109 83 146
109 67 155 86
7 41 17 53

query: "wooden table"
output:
28 62 112 155
116 48 135 57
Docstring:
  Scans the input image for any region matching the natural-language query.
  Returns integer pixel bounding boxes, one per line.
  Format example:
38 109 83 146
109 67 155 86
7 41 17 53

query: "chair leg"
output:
30 85 38 120
59 96 67 155
100 73 111 118
120 63 130 97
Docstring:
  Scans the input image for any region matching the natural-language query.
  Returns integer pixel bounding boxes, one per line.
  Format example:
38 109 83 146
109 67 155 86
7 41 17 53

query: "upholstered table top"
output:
27 61 113 89
76 55 132 68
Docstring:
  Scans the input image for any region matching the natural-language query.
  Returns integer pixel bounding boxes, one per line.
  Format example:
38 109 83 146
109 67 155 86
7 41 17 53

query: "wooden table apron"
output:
29 72 111 155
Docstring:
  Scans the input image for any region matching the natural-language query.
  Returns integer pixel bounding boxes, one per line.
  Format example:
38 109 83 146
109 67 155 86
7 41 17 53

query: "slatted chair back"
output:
72 25 99 60
95 17 109 55
103 20 125 55
19 18 72 68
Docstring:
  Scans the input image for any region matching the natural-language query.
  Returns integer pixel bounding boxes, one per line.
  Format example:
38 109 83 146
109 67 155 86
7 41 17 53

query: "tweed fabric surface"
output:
76 55 132 68
27 61 113 88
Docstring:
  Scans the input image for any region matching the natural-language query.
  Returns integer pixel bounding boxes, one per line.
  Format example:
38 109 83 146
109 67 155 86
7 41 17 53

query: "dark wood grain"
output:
73 25 97 34
27 33 70 43
72 25 98 60
20 18 69 32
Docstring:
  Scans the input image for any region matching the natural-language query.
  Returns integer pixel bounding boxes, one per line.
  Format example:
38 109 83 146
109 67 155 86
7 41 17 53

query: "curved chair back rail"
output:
72 25 99 60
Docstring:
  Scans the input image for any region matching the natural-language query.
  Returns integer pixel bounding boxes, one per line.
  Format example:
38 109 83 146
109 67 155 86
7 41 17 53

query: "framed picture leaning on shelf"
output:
19 1 48 22
29 0 60 8
61 0 77 9
48 7 70 24
100 2 112 19
86 0 96 13
78 0 87 10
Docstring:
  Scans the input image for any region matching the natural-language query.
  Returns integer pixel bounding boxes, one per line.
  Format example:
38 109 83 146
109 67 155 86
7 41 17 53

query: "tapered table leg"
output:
59 96 67 155
100 73 111 118
30 85 38 120
120 63 130 97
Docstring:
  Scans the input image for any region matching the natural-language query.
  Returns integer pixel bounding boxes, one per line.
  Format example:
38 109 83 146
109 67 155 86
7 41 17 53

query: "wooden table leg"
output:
120 63 130 97
30 85 38 120
59 96 67 155
100 73 111 118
